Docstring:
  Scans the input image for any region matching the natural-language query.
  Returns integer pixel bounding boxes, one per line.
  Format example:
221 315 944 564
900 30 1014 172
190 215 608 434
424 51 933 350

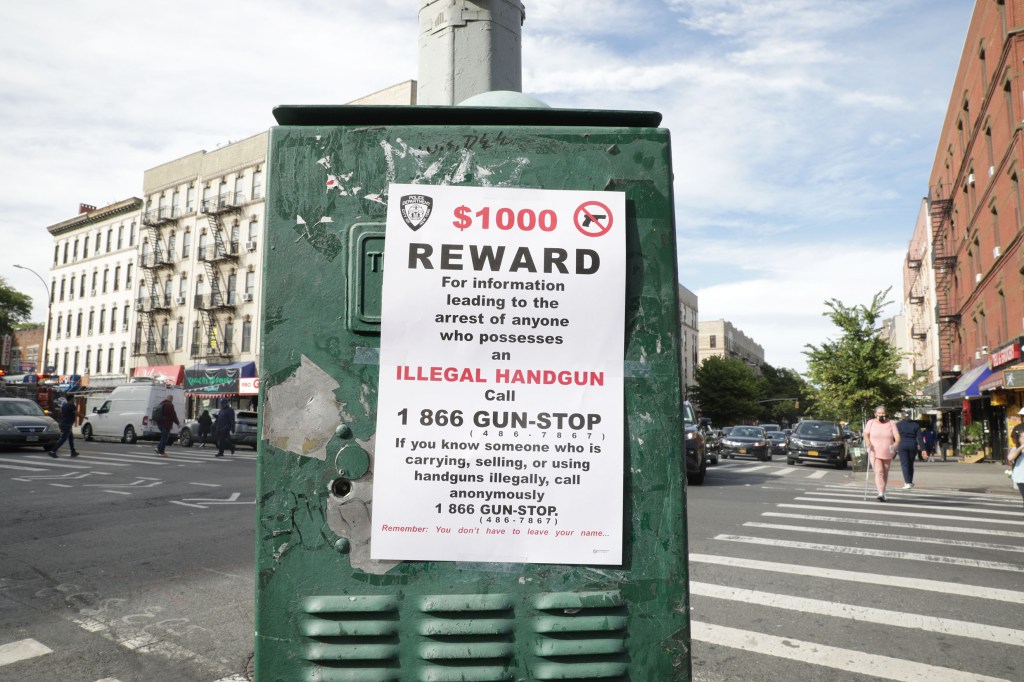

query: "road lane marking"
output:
802 490 1020 508
806 470 828 479
761 512 1024 539
69 454 169 466
0 463 49 472
770 468 796 476
822 484 1020 503
691 621 1012 682
49 483 73 488
739 465 770 472
689 553 1024 604
714 535 1024 572
691 581 1024 646
0 638 52 666
791 496 1024 517
188 482 221 487
778 503 1024 526
0 457 95 470
743 522 1024 554
102 490 132 495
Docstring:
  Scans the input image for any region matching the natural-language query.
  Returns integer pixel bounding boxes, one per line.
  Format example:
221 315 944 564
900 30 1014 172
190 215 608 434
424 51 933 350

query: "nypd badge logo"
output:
400 194 433 231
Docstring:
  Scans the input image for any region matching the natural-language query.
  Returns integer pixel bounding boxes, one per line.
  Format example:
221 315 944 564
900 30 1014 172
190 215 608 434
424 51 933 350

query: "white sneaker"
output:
876 494 886 502
902 483 914 490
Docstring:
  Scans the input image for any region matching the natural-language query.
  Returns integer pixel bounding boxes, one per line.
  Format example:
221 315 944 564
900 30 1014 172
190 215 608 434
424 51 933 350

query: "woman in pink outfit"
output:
863 405 900 501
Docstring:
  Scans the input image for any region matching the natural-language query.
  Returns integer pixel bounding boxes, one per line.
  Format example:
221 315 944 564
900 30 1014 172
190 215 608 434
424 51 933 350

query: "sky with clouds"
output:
0 0 974 371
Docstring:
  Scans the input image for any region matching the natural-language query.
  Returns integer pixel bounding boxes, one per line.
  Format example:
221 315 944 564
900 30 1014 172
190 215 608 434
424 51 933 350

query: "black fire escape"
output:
134 205 177 358
929 185 958 377
193 192 241 361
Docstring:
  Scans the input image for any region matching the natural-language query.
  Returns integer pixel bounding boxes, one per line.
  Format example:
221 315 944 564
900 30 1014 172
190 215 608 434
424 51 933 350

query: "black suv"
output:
786 420 848 469
683 401 708 485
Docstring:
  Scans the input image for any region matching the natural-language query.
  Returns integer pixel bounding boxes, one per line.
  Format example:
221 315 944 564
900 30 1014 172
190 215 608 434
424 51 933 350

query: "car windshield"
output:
795 422 839 438
731 427 763 438
682 403 696 427
766 431 785 438
0 400 45 417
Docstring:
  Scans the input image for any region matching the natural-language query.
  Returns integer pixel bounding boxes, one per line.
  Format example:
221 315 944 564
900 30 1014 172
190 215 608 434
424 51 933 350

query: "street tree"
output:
803 288 913 425
689 355 762 425
758 363 812 426
0 276 33 340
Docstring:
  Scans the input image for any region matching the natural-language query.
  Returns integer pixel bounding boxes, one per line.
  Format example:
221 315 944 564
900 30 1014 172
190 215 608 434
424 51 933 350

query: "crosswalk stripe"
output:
739 464 771 472
761 512 1024 539
822 484 1019 503
769 468 796 476
0 463 49 472
743 522 1024 554
714 534 1024 572
0 457 97 470
792 496 1023 517
779 503 1024 526
0 638 52 667
806 470 828 479
689 553 1024 604
690 621 1012 682
803 490 1020 508
691 581 1024 645
67 453 169 466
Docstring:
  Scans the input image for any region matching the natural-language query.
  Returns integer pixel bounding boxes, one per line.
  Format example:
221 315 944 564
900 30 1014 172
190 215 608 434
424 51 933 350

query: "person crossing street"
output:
214 398 236 457
47 397 79 458
895 412 921 489
154 395 179 457
864 405 900 501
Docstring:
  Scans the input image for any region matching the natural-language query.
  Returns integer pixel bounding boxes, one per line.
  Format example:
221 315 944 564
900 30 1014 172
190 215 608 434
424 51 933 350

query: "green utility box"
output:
255 105 690 681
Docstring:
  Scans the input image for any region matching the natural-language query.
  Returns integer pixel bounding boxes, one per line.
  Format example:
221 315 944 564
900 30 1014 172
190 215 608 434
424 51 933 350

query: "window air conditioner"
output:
68 292 74 300
122 324 129 332
952 364 962 372
243 292 254 302
968 173 975 185
993 246 1002 258
175 296 186 305
975 272 983 283
246 240 257 251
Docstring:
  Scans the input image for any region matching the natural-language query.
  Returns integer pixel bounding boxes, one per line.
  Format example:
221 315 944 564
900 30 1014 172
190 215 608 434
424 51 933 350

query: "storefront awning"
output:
133 365 185 386
184 362 257 395
942 364 993 401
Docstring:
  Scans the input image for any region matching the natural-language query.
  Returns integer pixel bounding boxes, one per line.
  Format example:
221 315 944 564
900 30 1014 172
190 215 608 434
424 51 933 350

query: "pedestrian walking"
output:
895 412 921 489
214 398 236 457
154 395 179 457
197 409 213 448
919 424 937 462
863 405 900 501
1008 415 1024 512
937 429 949 461
47 397 79 458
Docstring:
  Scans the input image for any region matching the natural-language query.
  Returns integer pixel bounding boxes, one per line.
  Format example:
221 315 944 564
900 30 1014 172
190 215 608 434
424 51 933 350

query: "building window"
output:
709 335 717 348
182 230 191 258
83 237 89 259
129 224 136 247
225 319 235 350
88 310 94 335
94 232 101 254
63 242 69 264
119 346 126 372
117 225 124 249
62 351 69 374
191 323 200 356
992 204 1000 248
248 219 259 241
172 189 180 216
178 276 187 298
242 319 252 352
175 320 184 350
985 126 993 170
227 272 237 304
186 185 196 212
102 268 109 293
198 233 208 260
160 320 169 352
167 233 176 261
56 316 62 336
999 289 1008 341
59 278 66 301
53 245 59 265
99 309 106 334
107 347 114 374
252 169 263 199
73 238 79 260
122 306 129 329
111 305 118 331
245 270 255 295
73 350 79 374
106 229 113 252
235 174 245 202
91 271 98 293
126 262 133 286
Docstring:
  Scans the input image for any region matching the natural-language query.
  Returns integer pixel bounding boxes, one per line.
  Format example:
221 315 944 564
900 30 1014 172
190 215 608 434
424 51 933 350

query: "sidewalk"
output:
886 458 1020 496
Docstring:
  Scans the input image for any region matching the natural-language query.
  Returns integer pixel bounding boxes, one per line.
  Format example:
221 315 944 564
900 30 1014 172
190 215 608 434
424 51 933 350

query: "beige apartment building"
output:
698 319 765 372
678 285 699 390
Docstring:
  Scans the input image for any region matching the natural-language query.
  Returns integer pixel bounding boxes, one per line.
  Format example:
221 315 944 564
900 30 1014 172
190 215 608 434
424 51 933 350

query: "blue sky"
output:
0 0 974 371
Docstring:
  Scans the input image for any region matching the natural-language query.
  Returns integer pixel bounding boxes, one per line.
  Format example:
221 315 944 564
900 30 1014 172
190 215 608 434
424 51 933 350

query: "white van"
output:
81 381 185 444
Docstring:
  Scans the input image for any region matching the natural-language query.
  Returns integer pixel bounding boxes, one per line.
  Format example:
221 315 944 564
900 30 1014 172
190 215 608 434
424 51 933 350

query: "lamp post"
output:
13 264 52 376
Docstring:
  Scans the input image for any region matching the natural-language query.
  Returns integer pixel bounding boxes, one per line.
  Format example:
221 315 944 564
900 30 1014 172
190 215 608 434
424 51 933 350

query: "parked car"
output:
787 420 849 469
765 430 788 455
719 426 771 461
683 401 707 485
178 409 258 449
0 397 60 450
758 423 781 434
81 382 185 444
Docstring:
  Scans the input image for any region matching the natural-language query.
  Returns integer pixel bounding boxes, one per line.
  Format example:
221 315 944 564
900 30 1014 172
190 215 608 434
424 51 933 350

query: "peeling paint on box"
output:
263 355 343 461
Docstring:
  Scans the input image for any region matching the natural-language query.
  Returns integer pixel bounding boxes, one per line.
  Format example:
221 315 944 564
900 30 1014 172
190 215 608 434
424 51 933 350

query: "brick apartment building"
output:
923 0 1024 458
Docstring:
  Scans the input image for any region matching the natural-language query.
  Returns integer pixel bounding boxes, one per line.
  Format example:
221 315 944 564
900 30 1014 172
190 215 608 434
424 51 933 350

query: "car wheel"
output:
786 458 795 465
688 460 706 486
82 423 93 441
179 428 193 447
123 425 137 445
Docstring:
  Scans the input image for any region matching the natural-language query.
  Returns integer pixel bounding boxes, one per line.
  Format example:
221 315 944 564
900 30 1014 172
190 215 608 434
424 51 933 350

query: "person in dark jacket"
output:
213 398 236 457
919 425 937 461
197 410 213 448
155 395 179 457
47 397 79 458
895 413 921 489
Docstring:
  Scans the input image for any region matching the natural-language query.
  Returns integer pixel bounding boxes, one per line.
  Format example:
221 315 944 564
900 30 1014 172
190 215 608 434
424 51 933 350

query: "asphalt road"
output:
1 440 1021 681
688 456 1024 682
0 438 256 682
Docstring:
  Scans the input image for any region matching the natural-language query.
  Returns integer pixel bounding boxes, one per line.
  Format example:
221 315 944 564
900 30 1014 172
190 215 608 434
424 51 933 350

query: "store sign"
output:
185 366 240 394
989 343 1021 369
240 377 260 395
371 184 625 565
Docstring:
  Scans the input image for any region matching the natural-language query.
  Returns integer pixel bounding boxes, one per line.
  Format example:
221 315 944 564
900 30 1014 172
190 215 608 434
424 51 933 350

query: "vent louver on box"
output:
415 593 515 681
530 591 628 680
299 594 401 681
